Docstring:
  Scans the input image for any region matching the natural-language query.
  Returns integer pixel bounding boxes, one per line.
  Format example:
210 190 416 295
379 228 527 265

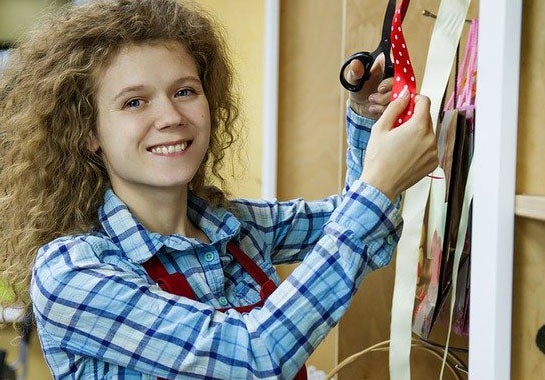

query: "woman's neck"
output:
113 185 208 242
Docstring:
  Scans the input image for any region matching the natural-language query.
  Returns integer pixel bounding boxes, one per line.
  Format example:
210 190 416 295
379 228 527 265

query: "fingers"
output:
368 77 393 115
346 55 392 118
360 91 438 200
348 55 383 82
410 94 431 120
374 88 411 130
369 53 385 77
400 95 439 178
377 77 393 94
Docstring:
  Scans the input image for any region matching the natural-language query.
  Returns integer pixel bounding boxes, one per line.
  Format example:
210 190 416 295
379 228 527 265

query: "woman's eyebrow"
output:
113 85 146 102
172 76 202 86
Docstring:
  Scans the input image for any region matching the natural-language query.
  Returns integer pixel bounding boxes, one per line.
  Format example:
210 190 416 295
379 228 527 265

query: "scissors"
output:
339 0 396 92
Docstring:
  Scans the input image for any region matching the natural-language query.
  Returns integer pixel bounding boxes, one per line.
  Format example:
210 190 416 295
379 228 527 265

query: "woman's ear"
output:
87 133 100 153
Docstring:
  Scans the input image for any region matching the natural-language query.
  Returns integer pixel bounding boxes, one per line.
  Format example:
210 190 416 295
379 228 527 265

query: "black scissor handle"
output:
339 51 374 92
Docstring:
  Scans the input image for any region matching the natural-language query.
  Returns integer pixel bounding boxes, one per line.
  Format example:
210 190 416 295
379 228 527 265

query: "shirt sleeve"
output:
344 101 376 193
236 180 403 378
233 104 394 265
31 181 401 380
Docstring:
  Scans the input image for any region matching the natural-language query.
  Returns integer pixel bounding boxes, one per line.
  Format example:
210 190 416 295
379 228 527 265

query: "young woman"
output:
0 0 437 378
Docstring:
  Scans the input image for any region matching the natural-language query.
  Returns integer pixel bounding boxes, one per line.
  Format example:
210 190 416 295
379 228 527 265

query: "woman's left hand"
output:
346 53 393 119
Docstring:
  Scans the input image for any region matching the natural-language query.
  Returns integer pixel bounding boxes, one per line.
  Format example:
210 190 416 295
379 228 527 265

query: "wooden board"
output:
277 0 345 200
277 0 344 373
512 0 545 377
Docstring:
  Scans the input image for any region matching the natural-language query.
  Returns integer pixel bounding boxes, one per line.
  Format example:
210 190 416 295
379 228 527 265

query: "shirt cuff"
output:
346 100 376 149
326 180 402 242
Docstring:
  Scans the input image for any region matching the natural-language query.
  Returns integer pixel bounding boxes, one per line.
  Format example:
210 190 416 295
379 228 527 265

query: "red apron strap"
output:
142 255 197 299
142 243 307 380
226 241 270 286
226 241 276 300
141 255 168 279
294 368 309 380
225 242 307 380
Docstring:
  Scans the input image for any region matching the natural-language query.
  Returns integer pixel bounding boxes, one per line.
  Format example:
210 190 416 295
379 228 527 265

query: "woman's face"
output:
92 40 211 199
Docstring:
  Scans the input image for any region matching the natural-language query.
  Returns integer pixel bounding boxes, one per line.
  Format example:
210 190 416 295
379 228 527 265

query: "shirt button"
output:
204 252 215 262
218 296 228 306
387 235 394 245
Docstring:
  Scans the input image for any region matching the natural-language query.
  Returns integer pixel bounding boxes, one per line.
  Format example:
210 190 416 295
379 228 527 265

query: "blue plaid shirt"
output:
31 106 403 379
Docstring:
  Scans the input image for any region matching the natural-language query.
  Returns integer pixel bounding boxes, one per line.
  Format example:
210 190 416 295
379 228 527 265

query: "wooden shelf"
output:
515 195 545 221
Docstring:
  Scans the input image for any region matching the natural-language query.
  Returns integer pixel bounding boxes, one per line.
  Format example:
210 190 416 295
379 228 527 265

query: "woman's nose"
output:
154 98 185 129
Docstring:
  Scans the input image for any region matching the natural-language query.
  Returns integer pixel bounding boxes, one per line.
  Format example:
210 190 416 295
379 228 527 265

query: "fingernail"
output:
399 88 409 99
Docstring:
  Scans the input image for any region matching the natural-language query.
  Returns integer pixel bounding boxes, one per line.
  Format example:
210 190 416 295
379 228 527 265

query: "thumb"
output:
374 88 411 131
347 59 364 85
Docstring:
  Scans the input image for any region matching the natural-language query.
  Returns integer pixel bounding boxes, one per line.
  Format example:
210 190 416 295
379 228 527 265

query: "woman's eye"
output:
124 98 142 109
175 88 194 97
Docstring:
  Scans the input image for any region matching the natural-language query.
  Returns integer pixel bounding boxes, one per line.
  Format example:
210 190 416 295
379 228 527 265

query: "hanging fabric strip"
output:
445 20 479 111
439 164 474 379
388 0 472 379
390 0 416 127
438 19 478 380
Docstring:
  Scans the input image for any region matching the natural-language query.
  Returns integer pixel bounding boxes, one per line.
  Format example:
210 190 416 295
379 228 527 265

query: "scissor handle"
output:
339 51 374 92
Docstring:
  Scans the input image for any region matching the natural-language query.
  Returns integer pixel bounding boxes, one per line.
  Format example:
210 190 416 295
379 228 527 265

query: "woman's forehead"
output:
93 40 194 84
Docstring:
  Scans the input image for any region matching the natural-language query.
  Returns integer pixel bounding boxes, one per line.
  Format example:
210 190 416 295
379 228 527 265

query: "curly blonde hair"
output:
0 0 240 308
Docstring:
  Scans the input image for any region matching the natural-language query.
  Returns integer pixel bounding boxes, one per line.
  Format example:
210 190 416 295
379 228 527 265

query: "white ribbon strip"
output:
388 1 472 379
420 0 473 131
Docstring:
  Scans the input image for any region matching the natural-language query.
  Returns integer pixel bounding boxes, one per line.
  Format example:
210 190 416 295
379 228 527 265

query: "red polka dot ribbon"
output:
390 0 416 127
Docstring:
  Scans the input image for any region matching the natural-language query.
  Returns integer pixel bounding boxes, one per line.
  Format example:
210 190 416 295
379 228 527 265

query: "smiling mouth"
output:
149 141 191 155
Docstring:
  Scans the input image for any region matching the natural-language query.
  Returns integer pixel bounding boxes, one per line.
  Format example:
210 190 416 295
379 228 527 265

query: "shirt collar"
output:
98 189 240 263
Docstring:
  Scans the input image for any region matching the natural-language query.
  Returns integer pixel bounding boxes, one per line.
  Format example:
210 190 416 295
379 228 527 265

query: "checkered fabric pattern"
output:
31 107 402 379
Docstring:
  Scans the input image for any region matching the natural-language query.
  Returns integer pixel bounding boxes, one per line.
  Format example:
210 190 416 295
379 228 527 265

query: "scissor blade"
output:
377 0 397 77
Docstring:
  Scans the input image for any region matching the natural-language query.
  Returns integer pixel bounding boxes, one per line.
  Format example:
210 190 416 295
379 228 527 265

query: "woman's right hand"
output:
346 54 393 119
360 89 439 202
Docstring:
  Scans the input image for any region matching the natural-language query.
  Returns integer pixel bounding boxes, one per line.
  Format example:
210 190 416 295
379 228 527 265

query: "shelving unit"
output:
515 195 545 222
469 0 522 379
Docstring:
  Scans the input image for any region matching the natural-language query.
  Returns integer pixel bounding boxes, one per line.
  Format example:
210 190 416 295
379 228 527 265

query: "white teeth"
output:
151 142 188 154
